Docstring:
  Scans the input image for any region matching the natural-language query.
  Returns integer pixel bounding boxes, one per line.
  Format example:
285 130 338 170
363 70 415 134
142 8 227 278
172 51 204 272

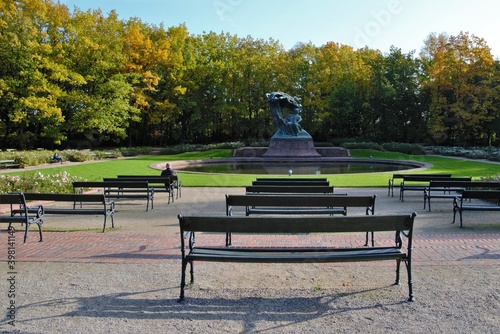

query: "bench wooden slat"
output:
187 247 405 263
245 185 334 194
252 180 330 186
180 214 412 233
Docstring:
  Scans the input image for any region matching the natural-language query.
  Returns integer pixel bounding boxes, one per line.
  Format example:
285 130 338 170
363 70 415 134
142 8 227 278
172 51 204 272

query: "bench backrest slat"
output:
73 181 149 189
23 193 106 202
392 173 451 180
255 177 328 182
0 193 27 206
252 180 329 186
226 194 374 207
179 214 415 234
245 185 334 194
403 176 470 182
104 177 171 184
117 175 180 182
0 193 29 216
461 190 500 200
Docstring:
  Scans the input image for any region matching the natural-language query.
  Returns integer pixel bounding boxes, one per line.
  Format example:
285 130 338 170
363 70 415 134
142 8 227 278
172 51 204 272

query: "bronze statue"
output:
266 91 311 138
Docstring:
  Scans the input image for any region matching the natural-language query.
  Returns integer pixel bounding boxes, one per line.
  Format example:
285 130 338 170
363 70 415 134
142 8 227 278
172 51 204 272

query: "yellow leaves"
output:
173 85 187 95
142 70 159 91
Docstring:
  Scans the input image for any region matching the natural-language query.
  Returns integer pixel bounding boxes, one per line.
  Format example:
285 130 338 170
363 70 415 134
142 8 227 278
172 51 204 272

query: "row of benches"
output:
0 175 182 241
178 177 416 302
388 173 500 227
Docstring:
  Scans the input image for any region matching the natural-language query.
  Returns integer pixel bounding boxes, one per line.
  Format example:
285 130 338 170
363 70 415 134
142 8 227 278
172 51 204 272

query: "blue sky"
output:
59 0 500 57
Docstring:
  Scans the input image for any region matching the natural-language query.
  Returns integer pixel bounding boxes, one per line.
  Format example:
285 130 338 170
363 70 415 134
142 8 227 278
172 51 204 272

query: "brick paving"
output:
3 230 498 267
1 186 499 268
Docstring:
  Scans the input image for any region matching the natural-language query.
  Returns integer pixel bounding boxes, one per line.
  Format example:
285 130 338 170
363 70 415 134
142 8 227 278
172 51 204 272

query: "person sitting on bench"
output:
161 163 177 191
52 152 64 163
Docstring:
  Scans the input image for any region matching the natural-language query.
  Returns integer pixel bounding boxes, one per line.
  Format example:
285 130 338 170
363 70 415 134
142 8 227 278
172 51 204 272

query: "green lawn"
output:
5 149 500 187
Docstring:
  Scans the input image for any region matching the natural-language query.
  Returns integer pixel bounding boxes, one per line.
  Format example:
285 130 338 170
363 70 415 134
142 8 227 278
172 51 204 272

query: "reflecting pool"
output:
179 161 417 175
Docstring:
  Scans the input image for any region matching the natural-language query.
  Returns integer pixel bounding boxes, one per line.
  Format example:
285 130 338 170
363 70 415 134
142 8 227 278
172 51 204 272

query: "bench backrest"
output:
402 176 470 183
73 181 150 189
252 180 330 186
23 193 106 203
245 185 334 194
0 193 28 216
104 177 172 185
392 173 451 180
429 180 500 189
226 194 375 209
461 190 500 201
179 213 415 234
255 177 328 182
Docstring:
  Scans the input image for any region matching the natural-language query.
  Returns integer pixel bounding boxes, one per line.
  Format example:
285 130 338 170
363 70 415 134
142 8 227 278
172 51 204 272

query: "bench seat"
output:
187 246 404 262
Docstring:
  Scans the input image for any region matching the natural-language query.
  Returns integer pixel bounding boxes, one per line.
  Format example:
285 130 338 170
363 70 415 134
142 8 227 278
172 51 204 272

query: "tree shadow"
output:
12 286 407 332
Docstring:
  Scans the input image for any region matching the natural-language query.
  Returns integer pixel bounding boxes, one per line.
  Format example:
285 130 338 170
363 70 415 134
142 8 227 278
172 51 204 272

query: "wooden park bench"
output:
225 194 376 246
0 159 21 169
252 178 329 186
399 175 470 201
0 193 43 242
20 193 115 232
116 175 182 202
424 180 500 211
388 173 451 197
73 181 154 211
452 190 500 228
245 185 334 194
177 213 417 302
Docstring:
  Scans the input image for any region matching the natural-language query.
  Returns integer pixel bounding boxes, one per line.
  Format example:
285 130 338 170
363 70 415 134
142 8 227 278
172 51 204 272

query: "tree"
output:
420 32 495 145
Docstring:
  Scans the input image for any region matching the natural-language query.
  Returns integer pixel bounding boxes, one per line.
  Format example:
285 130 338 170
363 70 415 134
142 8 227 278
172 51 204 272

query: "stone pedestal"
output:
263 137 321 158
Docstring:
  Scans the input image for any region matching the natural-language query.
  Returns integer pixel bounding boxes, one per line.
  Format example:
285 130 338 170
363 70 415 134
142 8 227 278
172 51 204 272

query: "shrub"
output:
0 171 85 193
382 142 426 155
341 142 384 151
119 146 151 156
427 146 500 162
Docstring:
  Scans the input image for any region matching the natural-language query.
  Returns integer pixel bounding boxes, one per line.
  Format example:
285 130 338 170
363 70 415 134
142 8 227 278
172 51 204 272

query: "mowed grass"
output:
5 149 500 188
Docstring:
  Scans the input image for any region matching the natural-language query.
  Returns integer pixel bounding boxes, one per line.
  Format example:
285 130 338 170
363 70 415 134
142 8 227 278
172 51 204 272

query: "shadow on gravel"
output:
13 286 406 331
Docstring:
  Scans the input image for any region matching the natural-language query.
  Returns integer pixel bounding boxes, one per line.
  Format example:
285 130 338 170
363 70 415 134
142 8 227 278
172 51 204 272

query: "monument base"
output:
263 138 321 158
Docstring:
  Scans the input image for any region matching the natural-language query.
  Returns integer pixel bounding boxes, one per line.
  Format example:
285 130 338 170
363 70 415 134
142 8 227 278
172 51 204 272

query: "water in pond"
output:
180 161 413 175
